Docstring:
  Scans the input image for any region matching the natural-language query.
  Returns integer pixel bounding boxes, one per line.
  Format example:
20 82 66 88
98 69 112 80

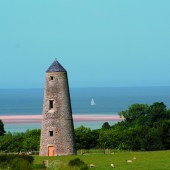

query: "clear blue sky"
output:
0 0 170 88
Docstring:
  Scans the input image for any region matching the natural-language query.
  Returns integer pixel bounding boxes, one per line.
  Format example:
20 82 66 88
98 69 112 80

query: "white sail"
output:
91 98 96 106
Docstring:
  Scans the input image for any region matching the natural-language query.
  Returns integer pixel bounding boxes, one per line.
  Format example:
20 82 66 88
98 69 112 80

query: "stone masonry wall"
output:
39 72 76 156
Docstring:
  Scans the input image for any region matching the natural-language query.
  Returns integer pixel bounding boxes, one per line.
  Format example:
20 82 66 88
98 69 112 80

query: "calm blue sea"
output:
1 87 170 132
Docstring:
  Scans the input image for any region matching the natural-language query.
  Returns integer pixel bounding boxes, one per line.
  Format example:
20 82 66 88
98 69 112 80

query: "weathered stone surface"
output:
39 63 76 156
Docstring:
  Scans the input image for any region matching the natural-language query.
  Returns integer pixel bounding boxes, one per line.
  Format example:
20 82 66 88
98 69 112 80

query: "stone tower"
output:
39 59 76 156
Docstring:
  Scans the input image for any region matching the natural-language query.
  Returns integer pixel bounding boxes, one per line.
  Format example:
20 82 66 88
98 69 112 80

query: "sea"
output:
0 87 170 132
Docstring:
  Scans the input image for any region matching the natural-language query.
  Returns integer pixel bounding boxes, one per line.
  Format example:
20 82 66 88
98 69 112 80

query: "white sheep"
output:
110 163 115 168
89 164 96 168
133 157 137 160
126 160 133 163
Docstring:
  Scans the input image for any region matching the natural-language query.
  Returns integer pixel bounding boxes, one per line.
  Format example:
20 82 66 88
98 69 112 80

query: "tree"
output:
75 126 98 149
0 120 5 136
116 102 170 151
0 130 40 152
22 129 40 151
119 104 149 126
147 102 168 125
141 127 164 151
102 122 111 130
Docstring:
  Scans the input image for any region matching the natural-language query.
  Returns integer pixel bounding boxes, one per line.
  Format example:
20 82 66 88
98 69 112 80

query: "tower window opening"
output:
49 131 53 136
50 76 54 80
49 100 54 109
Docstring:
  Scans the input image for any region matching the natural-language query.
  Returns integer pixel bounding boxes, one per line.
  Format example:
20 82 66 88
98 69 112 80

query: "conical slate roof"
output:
46 59 66 72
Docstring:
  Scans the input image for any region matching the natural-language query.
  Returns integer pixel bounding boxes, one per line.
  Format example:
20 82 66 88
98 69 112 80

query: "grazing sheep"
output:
126 160 133 163
89 164 96 168
27 151 32 155
110 163 115 168
133 157 136 160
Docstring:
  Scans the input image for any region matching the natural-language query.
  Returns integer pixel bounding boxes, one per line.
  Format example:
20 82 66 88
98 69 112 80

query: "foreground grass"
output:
34 150 170 170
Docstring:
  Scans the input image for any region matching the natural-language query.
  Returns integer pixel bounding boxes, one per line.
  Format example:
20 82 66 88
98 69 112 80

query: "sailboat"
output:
91 98 96 106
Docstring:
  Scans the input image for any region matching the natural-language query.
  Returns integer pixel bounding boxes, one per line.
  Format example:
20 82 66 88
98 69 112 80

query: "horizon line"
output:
0 85 170 90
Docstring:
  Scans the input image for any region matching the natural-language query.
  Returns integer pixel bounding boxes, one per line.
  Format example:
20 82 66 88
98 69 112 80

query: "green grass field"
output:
34 150 170 170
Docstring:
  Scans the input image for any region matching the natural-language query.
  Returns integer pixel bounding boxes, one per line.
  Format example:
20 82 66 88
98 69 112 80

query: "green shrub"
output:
9 157 33 170
69 158 83 166
0 154 34 164
69 158 88 170
80 164 88 170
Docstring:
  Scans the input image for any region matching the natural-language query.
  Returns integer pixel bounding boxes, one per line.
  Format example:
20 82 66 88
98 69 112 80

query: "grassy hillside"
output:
34 150 170 170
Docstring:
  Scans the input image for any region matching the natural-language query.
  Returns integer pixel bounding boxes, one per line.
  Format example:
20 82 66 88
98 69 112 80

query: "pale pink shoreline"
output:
0 115 124 124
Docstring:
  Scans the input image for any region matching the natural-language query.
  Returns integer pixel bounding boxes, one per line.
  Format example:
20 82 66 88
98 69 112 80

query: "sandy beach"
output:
0 115 124 124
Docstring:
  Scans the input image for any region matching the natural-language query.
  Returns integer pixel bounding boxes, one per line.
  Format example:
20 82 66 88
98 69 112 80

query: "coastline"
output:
0 114 124 124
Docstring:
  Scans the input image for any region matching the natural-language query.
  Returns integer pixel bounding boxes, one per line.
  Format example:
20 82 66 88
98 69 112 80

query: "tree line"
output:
0 129 40 152
0 102 170 152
